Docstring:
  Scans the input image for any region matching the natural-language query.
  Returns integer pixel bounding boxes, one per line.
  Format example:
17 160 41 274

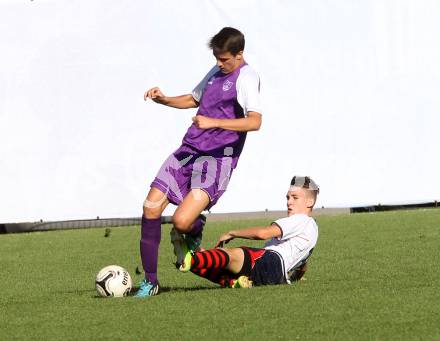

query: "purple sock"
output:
140 216 161 284
187 215 205 237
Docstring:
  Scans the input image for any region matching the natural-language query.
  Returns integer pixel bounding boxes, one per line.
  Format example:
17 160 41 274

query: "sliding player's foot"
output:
232 276 253 288
179 247 193 273
170 228 187 267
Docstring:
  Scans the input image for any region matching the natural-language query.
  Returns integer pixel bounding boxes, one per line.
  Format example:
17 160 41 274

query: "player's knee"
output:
143 205 161 219
142 188 168 219
172 213 192 233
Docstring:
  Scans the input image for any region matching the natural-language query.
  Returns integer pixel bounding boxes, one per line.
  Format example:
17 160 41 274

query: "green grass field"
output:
1 209 439 340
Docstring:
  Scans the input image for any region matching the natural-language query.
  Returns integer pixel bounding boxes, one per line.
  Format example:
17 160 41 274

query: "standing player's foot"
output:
179 247 193 273
134 279 160 297
170 228 190 268
231 276 253 288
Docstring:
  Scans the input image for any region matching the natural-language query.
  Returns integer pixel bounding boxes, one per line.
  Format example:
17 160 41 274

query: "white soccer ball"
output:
95 265 133 297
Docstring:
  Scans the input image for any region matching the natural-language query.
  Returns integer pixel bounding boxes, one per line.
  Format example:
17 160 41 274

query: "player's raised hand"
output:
192 115 219 129
144 87 166 104
215 232 234 248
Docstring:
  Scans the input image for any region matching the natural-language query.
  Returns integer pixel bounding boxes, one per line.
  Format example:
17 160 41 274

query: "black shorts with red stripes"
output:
238 247 286 286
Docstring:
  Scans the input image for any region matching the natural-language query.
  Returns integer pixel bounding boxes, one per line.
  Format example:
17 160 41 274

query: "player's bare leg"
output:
172 189 210 233
172 189 209 252
222 247 245 273
216 248 252 288
179 246 252 288
169 189 210 266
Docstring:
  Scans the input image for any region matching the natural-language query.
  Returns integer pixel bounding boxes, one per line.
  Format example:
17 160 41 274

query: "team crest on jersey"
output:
222 80 233 91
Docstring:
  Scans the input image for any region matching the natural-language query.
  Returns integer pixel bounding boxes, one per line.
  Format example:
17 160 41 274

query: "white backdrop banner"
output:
1 0 439 222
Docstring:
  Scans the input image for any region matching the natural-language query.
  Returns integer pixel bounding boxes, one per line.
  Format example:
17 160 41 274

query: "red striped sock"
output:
192 267 235 287
191 249 230 271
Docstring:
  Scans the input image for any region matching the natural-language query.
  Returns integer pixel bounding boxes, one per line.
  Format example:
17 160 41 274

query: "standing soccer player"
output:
136 27 262 297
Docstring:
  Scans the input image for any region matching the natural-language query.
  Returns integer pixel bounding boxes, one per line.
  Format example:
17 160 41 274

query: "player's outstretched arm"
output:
144 87 199 109
215 224 281 248
192 111 261 131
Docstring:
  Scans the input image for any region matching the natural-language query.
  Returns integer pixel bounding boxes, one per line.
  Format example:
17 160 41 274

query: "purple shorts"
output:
151 145 234 209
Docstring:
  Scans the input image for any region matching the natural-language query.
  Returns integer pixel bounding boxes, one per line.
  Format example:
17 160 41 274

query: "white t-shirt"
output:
264 214 319 283
192 64 262 116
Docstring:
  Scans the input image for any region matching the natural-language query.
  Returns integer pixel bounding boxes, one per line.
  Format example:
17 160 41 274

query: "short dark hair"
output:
290 176 320 202
209 27 245 56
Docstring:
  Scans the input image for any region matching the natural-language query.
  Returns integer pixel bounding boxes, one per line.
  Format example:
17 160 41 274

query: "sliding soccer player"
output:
176 176 319 288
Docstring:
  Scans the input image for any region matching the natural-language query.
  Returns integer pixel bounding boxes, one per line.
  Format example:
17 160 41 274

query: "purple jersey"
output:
182 63 261 168
150 63 260 209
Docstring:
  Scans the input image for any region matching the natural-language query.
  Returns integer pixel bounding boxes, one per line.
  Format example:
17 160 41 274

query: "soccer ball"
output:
95 265 133 297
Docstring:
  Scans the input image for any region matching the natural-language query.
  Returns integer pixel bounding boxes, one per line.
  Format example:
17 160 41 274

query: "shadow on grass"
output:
89 285 223 299
157 285 223 293
55 288 97 295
